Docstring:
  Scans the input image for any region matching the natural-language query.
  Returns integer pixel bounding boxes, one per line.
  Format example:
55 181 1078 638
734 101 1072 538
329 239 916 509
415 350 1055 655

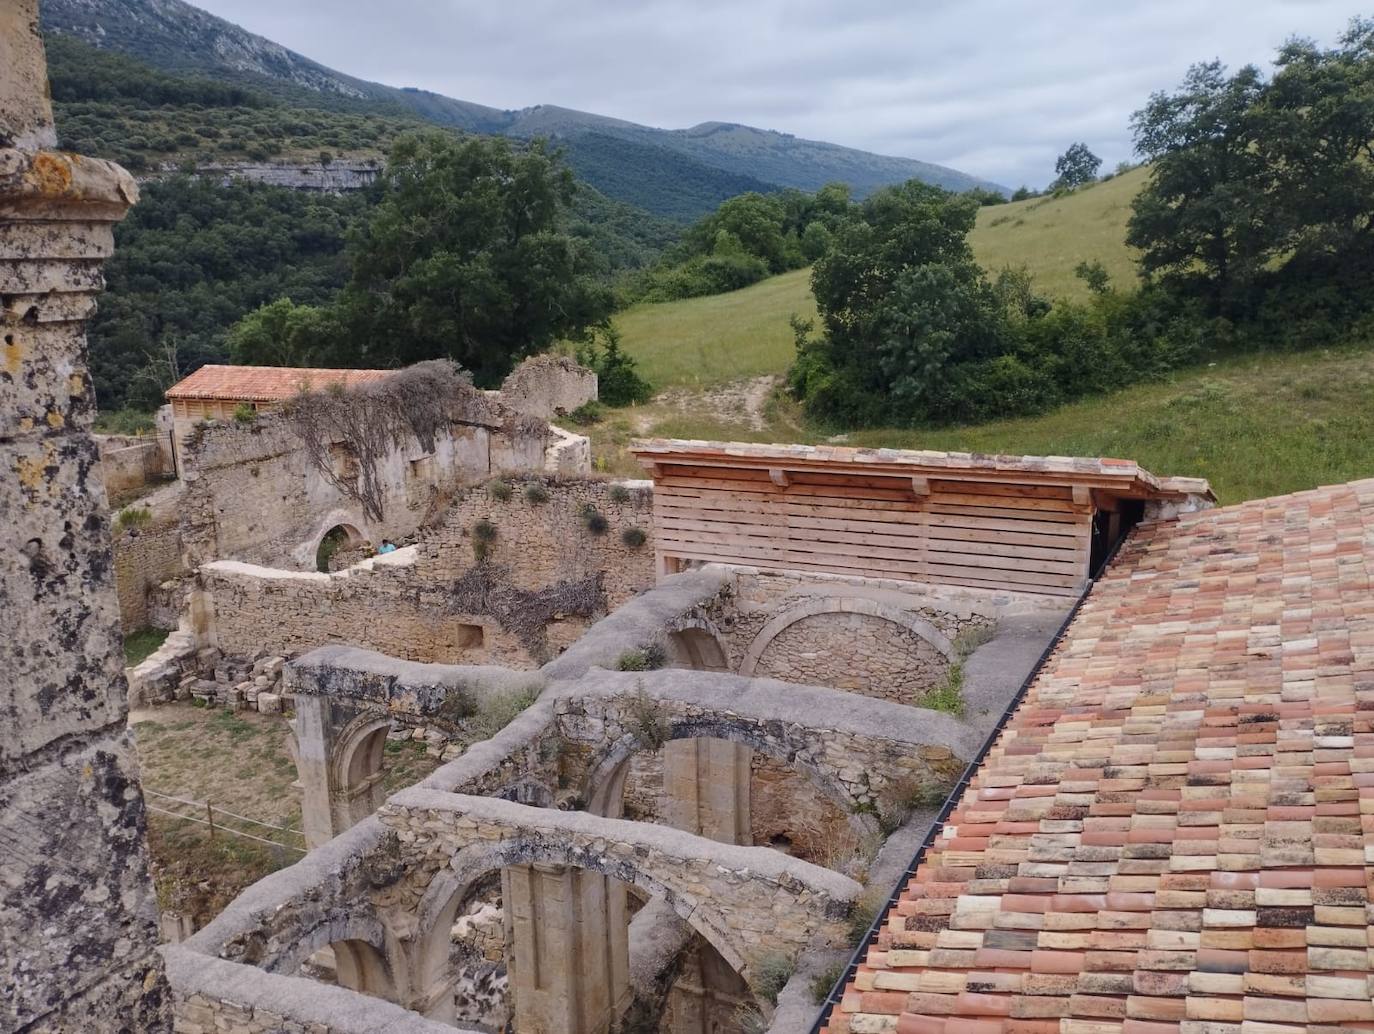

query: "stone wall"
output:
180 406 542 571
379 790 861 980
98 432 171 500
0 8 170 1026
418 476 656 608
497 353 597 421
750 608 952 701
201 550 538 667
113 512 184 631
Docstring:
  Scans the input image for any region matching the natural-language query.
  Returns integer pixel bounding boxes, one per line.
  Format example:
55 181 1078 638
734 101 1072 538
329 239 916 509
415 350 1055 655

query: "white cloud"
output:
191 0 1358 187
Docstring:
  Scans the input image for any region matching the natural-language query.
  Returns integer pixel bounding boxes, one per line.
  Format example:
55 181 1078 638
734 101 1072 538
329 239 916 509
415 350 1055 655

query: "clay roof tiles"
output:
165 364 393 403
823 476 1374 1034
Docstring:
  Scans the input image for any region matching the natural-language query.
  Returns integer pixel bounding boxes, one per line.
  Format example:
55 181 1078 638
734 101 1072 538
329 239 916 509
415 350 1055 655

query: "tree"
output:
1126 61 1269 312
1053 143 1102 188
1258 19 1374 263
337 133 613 385
229 298 338 367
788 181 1011 425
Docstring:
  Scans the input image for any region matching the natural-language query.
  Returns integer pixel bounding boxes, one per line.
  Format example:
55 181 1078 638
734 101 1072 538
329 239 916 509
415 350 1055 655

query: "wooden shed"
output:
631 440 1213 597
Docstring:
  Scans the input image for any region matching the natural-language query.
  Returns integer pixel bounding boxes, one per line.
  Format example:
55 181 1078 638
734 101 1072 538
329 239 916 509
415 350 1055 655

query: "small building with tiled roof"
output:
163 365 393 470
818 476 1374 1034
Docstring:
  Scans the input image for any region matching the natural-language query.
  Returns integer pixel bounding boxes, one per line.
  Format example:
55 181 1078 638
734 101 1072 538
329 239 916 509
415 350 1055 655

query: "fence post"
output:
206 800 215 841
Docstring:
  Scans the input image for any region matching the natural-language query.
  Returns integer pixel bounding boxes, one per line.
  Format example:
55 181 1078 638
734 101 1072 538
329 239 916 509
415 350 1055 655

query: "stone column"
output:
662 737 752 845
502 863 630 1034
1 4 170 1030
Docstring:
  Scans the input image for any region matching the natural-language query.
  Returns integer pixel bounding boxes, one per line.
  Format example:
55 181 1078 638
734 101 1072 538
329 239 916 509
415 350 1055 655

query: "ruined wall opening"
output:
315 522 363 572
590 732 877 879
666 624 730 672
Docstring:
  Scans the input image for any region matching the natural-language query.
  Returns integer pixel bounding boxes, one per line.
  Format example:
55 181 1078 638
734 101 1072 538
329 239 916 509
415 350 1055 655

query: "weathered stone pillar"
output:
502 863 631 1034
662 737 752 845
0 4 170 1030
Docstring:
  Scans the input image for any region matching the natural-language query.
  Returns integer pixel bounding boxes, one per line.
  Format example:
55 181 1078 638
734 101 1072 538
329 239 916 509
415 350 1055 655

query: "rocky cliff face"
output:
149 158 381 193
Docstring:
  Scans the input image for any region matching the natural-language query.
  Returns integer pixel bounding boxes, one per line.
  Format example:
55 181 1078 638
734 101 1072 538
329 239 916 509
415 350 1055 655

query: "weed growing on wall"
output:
447 563 605 661
285 360 519 522
620 526 647 548
523 482 550 505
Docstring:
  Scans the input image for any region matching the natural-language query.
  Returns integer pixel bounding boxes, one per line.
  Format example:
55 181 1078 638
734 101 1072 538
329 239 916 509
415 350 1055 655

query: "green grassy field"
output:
968 167 1146 300
615 267 816 391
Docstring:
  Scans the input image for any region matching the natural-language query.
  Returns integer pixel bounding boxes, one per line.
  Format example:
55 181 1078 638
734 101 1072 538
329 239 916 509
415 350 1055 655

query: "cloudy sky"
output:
191 0 1357 188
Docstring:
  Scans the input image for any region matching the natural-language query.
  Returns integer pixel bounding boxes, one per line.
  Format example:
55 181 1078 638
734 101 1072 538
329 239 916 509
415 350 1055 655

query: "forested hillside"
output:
40 0 1005 217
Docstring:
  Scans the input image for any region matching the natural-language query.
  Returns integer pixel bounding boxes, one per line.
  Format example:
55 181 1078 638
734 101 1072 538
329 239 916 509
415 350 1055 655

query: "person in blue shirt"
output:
377 539 398 554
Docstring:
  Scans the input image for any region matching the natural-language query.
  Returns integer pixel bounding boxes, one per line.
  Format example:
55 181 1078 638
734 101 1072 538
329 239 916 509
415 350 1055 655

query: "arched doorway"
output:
315 523 363 572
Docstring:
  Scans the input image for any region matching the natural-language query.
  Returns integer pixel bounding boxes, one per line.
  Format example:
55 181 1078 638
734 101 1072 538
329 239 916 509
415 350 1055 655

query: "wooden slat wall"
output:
653 465 1091 596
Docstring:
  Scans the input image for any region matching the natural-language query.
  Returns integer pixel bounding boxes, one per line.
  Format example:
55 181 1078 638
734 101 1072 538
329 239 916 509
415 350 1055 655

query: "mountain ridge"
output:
40 0 1008 200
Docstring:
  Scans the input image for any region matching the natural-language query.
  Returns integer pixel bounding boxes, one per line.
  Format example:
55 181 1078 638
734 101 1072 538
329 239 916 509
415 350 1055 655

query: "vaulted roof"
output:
822 477 1374 1034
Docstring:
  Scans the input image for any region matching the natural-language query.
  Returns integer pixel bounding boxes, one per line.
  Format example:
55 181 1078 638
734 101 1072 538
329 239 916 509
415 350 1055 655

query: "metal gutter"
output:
807 531 1133 1033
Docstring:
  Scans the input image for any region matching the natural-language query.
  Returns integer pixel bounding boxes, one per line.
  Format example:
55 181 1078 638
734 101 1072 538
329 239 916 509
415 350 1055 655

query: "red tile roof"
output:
165 365 393 402
824 477 1374 1034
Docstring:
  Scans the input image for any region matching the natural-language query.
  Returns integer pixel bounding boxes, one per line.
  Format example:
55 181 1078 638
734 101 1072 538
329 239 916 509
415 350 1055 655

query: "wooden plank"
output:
657 475 918 504
656 547 1079 597
928 480 1076 501
928 490 1081 513
928 501 1082 523
657 515 1083 564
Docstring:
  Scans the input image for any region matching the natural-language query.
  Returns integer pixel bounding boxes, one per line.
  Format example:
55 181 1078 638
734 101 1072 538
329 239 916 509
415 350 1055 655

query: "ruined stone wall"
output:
690 567 1045 701
379 790 860 978
98 432 170 500
201 552 539 667
418 476 656 608
0 7 170 1026
113 514 184 631
181 412 520 570
751 609 952 701
497 354 598 420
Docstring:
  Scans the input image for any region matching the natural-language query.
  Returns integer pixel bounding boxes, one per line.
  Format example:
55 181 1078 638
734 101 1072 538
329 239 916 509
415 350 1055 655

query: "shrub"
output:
811 961 848 1005
620 526 647 549
626 687 670 748
487 478 512 502
576 324 652 406
580 504 609 535
471 519 498 561
469 686 541 740
523 482 550 505
748 951 796 1006
607 483 632 504
115 506 152 532
566 400 604 426
617 643 666 672
233 402 257 423
922 662 966 716
435 686 477 722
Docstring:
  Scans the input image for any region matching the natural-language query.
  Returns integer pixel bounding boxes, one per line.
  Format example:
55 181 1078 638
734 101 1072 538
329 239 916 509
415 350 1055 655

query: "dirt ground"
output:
131 703 439 928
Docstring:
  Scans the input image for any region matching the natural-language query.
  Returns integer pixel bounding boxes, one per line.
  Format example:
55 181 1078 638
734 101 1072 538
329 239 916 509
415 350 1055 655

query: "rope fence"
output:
144 788 307 855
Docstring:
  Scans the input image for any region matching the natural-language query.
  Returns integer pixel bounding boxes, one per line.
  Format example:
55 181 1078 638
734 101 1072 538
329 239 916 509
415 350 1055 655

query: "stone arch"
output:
665 618 730 672
582 717 877 842
739 596 954 688
314 520 364 572
330 714 393 831
271 910 410 1005
411 837 760 987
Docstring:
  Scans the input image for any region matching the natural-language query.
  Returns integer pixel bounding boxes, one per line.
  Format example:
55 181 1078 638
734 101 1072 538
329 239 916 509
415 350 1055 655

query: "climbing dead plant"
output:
446 562 605 661
283 360 520 522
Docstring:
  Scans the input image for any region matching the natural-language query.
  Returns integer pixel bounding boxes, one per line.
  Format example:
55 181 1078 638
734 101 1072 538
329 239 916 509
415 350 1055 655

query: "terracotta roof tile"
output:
164 364 393 402
823 477 1374 1034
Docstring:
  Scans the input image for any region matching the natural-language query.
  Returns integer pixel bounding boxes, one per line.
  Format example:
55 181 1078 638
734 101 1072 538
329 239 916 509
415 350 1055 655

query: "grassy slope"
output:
615 267 816 389
608 167 1374 503
968 167 1146 300
615 171 1145 393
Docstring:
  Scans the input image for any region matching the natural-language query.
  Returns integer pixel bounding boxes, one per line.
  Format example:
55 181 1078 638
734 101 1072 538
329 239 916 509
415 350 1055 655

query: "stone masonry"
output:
0 6 170 1029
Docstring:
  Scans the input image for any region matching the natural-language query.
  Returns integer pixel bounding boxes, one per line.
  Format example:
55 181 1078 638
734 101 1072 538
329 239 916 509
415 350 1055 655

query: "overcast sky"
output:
191 0 1357 188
